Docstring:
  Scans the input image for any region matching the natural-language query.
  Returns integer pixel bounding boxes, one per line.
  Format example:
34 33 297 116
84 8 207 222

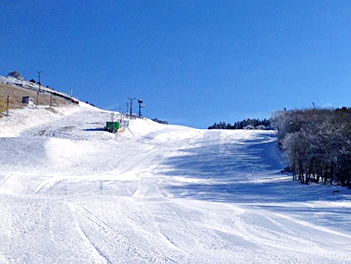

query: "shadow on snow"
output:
160 136 351 205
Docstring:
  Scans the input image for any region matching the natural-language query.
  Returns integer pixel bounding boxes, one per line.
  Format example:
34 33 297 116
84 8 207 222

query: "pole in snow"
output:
119 107 124 127
36 71 43 92
36 92 39 108
36 71 42 108
6 95 9 116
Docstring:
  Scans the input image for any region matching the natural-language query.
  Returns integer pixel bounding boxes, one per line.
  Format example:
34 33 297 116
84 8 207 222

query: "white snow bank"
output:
0 105 81 137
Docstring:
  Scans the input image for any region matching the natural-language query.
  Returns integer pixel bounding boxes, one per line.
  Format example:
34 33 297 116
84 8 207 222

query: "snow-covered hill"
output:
0 103 350 263
0 75 75 100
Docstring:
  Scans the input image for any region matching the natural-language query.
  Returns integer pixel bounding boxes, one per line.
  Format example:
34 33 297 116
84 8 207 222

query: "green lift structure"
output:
105 121 120 133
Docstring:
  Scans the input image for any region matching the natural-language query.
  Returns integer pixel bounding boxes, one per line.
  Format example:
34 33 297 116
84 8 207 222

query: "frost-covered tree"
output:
274 108 351 186
208 118 271 130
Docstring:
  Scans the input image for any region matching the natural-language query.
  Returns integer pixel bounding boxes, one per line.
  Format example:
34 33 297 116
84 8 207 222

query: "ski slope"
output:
0 103 350 263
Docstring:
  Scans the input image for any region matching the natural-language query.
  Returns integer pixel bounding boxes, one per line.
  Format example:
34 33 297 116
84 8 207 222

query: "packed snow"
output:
0 103 350 263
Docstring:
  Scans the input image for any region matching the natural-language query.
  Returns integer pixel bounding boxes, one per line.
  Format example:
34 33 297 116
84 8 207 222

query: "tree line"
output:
152 118 168 124
272 107 351 186
208 118 271 130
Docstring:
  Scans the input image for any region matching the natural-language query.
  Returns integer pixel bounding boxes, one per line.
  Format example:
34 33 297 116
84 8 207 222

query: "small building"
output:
22 96 34 105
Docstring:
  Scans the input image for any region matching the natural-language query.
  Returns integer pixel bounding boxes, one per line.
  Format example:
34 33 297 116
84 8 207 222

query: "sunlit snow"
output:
0 103 350 263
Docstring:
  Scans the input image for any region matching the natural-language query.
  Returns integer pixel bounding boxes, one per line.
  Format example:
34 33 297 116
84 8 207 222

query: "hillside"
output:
0 103 350 263
0 78 76 117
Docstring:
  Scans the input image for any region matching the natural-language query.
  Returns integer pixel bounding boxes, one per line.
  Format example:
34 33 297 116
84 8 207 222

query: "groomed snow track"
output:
0 103 350 263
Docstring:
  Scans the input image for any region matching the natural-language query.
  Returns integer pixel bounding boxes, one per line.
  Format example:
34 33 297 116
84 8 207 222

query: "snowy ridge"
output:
0 104 350 263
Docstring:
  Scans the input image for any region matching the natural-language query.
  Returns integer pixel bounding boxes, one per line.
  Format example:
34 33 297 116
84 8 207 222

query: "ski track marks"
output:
0 105 350 263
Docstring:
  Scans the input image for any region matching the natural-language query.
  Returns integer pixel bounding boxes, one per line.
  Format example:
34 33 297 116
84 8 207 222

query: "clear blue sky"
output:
1 0 351 128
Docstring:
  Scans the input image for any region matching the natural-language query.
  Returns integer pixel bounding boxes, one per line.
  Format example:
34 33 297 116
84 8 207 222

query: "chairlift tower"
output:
129 97 135 116
138 99 144 118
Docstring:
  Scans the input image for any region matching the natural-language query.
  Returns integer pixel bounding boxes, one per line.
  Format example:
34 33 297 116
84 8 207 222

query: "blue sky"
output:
1 0 351 128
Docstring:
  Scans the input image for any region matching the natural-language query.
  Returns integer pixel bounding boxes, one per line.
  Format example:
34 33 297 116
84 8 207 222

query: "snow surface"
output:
0 103 351 263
